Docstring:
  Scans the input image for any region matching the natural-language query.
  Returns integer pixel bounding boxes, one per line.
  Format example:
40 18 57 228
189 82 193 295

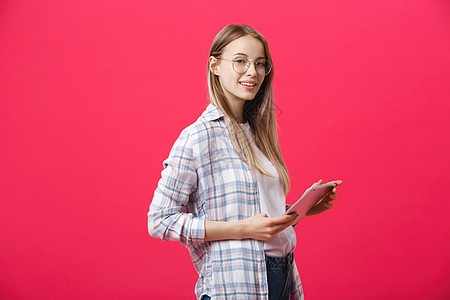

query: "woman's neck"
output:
225 98 246 123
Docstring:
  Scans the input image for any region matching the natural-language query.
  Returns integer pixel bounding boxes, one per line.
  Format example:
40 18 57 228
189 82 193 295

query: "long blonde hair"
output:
207 24 290 196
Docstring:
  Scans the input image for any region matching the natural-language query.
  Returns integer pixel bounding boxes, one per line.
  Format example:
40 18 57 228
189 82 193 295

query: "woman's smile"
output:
239 80 257 89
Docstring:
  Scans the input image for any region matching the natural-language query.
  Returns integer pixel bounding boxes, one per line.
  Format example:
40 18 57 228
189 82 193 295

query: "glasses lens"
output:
254 60 272 76
233 58 248 74
265 60 272 75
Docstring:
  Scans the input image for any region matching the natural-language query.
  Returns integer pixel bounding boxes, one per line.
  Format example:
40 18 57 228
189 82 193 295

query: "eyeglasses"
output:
216 57 272 76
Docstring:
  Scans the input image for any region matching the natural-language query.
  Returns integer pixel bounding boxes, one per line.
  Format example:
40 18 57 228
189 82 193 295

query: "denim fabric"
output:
266 252 293 300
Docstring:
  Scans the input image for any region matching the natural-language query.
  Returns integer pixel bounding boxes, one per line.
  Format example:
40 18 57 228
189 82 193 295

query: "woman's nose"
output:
245 62 257 76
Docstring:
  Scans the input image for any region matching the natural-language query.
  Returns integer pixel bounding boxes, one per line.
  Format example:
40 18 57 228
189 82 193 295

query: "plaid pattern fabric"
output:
148 103 304 300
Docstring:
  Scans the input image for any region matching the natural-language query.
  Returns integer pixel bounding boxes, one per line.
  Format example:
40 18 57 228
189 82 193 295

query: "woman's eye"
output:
255 61 265 67
235 59 247 65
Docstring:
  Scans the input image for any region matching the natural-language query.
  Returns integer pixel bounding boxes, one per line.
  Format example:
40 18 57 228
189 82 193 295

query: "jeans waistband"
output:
265 252 294 269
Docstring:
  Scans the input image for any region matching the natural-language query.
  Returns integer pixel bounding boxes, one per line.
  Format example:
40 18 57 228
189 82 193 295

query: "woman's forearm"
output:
204 220 245 241
204 213 298 242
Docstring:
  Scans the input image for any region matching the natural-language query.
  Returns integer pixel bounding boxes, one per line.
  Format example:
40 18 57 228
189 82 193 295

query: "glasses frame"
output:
216 57 272 76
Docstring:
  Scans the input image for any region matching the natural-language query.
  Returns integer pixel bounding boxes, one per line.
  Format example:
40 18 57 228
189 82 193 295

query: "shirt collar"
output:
202 103 224 121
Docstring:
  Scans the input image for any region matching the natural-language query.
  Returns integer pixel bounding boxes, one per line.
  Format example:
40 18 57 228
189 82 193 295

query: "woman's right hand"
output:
240 213 298 241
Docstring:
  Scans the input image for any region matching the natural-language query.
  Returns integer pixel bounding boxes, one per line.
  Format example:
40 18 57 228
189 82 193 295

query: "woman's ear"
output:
209 56 220 76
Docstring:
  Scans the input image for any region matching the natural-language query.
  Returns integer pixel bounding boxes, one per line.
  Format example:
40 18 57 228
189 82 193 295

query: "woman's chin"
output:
240 93 258 101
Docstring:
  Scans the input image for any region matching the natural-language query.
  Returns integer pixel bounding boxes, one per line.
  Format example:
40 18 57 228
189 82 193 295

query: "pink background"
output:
1 0 449 299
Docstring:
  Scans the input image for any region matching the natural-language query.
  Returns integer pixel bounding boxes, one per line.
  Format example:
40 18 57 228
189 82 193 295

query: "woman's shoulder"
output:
169 104 235 166
178 103 227 143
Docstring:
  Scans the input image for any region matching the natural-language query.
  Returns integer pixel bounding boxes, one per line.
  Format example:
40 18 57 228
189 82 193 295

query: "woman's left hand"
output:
305 179 343 216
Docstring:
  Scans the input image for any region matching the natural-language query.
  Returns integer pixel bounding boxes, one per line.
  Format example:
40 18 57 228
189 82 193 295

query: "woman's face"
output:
211 35 266 106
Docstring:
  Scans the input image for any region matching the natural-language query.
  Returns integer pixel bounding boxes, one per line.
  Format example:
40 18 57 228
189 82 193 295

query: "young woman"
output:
147 24 342 300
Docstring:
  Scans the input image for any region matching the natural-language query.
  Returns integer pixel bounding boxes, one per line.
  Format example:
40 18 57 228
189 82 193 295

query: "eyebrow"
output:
233 52 266 60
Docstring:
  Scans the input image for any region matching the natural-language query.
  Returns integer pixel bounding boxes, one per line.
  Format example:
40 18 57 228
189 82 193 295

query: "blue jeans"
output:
266 252 293 300
201 252 293 300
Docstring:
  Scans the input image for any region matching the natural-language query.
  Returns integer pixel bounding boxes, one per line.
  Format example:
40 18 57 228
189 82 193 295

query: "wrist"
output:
234 220 247 240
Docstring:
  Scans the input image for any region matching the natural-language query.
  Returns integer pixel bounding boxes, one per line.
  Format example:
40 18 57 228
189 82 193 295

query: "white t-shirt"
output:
240 122 296 257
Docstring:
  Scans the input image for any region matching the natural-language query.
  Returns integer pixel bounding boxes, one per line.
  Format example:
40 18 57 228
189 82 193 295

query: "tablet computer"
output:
284 182 336 220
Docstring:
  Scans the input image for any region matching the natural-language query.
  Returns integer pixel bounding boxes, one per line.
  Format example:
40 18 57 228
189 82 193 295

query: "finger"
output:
273 219 297 233
312 179 323 187
276 214 299 226
287 215 298 223
319 190 333 202
325 180 342 187
322 194 337 204
271 213 298 224
271 222 290 234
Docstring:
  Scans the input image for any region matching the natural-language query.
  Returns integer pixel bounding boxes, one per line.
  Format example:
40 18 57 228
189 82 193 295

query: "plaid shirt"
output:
148 103 304 300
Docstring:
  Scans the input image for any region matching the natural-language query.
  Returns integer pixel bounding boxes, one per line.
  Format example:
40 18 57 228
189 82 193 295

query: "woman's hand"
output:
286 205 301 228
240 213 298 241
305 179 343 216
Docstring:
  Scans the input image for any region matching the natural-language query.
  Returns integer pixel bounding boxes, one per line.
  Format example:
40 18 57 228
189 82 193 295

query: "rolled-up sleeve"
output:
147 129 205 247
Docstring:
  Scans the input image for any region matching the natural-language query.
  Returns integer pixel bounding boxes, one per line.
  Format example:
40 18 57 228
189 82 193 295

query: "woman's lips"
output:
239 81 257 90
